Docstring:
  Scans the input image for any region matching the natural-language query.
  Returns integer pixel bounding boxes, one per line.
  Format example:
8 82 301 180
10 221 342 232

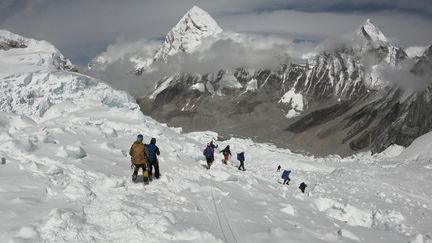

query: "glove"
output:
131 163 134 169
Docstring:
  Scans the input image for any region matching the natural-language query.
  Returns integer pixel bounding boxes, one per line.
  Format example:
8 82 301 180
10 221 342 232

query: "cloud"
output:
86 32 311 96
249 0 432 17
382 63 432 92
84 38 161 97
86 57 160 98
219 9 432 47
156 33 310 74
0 0 431 65
89 38 160 70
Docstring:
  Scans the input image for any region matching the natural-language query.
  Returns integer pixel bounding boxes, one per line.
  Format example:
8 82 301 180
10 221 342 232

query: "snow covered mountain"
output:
89 6 223 75
405 46 429 58
137 16 429 156
0 30 77 72
86 6 431 156
0 30 134 118
1 29 432 243
153 5 223 62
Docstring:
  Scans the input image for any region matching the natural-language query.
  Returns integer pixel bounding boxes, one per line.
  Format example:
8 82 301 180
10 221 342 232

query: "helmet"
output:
137 134 144 141
151 138 156 144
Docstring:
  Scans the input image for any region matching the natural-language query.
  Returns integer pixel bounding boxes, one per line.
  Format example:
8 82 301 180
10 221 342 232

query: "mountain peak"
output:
179 5 221 30
355 19 388 45
187 5 208 15
153 5 222 61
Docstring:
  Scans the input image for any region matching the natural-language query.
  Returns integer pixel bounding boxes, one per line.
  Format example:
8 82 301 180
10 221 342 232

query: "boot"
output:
143 170 149 184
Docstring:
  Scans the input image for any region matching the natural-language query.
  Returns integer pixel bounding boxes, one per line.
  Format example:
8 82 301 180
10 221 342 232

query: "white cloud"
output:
89 38 160 70
0 0 431 65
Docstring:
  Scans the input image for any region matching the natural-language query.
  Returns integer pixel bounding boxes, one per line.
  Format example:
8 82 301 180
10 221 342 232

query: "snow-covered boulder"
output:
56 145 87 159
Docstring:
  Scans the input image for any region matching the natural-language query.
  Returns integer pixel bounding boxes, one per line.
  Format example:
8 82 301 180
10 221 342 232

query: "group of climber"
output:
201 141 307 192
129 134 160 183
201 140 307 193
203 141 246 171
129 135 307 193
279 166 308 193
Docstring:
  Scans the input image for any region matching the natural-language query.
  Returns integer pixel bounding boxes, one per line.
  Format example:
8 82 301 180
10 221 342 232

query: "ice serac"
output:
153 5 223 62
0 30 135 118
0 29 77 72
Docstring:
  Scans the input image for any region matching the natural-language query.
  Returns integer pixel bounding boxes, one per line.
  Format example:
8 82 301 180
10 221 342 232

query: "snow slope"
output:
0 29 76 72
1 30 432 242
279 89 304 118
0 30 134 118
2 104 432 242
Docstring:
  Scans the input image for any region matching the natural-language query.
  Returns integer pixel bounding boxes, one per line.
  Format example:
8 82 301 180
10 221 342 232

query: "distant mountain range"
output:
90 6 432 155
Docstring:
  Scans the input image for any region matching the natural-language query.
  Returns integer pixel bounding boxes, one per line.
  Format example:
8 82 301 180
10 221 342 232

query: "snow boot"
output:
132 174 137 183
143 170 149 184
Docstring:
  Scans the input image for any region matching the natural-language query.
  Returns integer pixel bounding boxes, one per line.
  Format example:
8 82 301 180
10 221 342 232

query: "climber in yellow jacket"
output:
129 134 150 183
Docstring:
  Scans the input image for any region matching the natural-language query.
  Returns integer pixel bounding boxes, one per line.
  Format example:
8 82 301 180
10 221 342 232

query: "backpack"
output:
204 147 213 158
237 152 245 162
147 144 156 163
281 170 291 179
132 143 147 165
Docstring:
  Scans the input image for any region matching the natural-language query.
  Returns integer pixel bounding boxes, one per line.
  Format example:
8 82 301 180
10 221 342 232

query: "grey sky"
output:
1 0 431 64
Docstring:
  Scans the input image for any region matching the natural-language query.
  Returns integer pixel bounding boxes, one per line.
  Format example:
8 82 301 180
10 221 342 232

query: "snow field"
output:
1 104 432 242
1 28 432 242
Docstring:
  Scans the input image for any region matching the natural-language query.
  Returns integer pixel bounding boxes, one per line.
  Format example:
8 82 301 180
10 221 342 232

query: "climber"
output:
129 134 150 183
299 182 308 193
281 169 291 185
237 152 245 171
220 145 231 165
147 137 161 180
203 141 218 169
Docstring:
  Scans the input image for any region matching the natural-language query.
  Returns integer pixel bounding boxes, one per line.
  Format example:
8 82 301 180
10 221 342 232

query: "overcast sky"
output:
1 0 431 65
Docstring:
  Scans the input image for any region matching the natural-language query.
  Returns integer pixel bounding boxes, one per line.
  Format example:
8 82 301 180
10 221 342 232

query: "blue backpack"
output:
281 170 291 179
147 144 156 163
204 147 213 158
237 152 245 162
